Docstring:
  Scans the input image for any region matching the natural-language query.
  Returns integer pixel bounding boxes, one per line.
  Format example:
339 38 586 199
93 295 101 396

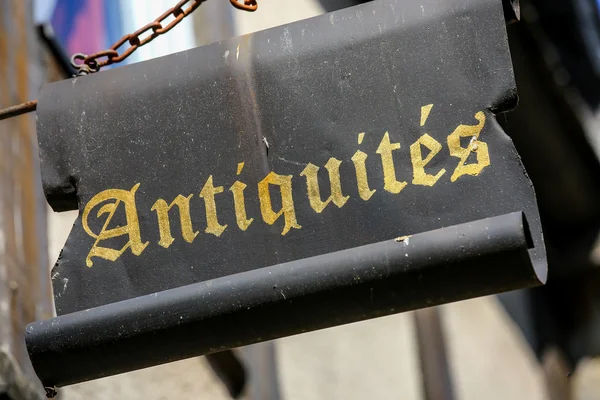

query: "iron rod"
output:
0 100 37 121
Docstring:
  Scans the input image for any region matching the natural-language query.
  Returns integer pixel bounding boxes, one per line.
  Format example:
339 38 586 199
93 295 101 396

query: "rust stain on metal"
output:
0 100 37 121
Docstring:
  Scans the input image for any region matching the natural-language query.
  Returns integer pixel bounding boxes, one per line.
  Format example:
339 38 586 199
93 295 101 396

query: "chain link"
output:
71 0 257 75
0 0 258 120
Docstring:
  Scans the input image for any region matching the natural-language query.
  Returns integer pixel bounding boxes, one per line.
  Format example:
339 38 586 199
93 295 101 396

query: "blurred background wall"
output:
0 1 54 398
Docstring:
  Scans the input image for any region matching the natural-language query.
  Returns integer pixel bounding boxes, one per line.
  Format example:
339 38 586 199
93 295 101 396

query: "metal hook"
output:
229 0 258 12
70 53 97 76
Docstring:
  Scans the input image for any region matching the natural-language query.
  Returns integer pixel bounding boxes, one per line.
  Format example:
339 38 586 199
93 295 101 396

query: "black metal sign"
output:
28 0 546 389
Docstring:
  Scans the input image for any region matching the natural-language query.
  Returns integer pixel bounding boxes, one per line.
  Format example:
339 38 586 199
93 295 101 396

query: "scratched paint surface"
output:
37 0 546 315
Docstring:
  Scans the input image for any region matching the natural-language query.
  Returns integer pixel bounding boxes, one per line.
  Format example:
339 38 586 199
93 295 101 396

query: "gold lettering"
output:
351 133 376 201
376 132 407 194
151 194 199 248
447 111 490 182
420 104 433 127
300 158 349 213
258 171 301 235
199 175 228 237
410 134 446 186
229 162 254 231
82 183 149 267
351 150 376 200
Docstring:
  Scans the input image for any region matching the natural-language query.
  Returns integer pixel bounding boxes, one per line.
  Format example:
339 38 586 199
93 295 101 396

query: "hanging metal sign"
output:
27 0 545 391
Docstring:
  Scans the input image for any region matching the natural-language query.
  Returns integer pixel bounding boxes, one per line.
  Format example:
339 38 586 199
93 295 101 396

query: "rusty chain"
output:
72 0 257 75
0 0 257 120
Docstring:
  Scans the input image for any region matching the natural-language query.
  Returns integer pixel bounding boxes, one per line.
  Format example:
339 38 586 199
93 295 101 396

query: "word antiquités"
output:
82 106 489 267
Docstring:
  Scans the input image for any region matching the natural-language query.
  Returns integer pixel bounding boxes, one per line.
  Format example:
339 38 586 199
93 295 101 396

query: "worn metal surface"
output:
27 212 540 388
30 0 548 392
37 0 546 316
